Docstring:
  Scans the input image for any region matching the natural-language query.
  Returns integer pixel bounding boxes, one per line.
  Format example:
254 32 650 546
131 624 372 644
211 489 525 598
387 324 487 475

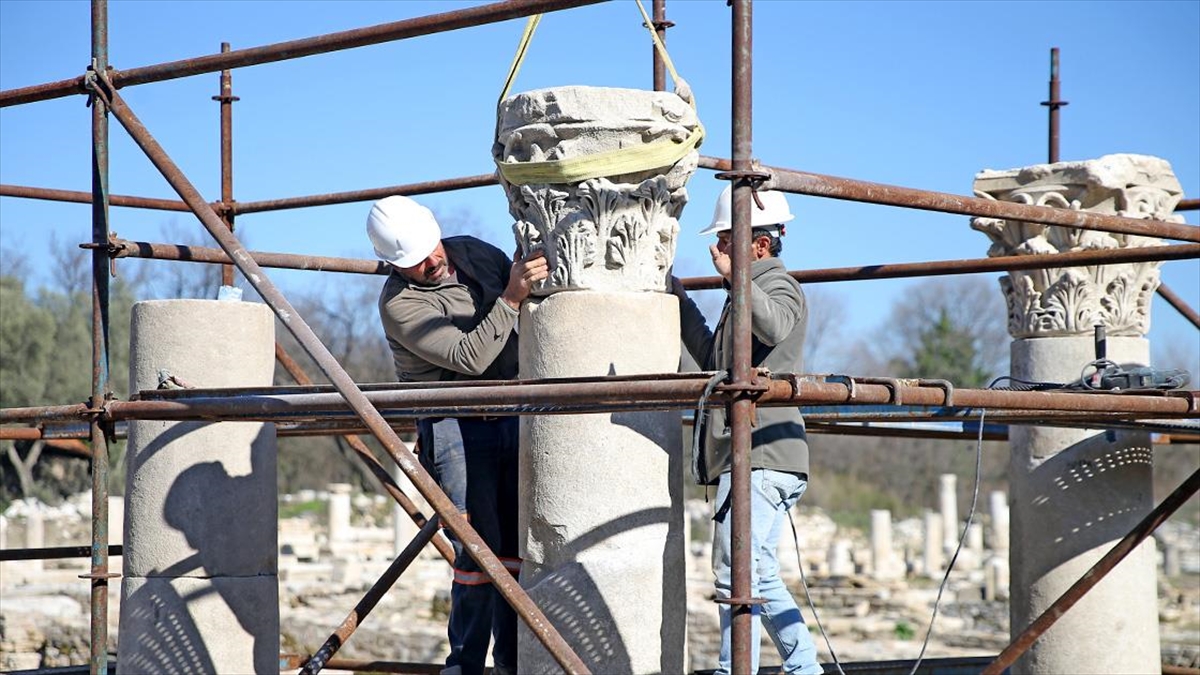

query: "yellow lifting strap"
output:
495 0 706 186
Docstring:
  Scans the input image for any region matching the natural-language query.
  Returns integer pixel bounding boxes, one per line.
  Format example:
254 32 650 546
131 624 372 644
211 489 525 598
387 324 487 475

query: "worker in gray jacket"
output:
367 195 547 675
670 185 822 675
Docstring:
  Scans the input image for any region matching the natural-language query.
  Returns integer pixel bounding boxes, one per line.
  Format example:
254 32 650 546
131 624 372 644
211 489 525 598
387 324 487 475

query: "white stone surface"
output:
989 490 1010 552
328 483 352 544
1007 335 1160 674
939 474 959 555
119 576 278 674
517 292 685 674
118 300 278 674
870 509 902 581
971 154 1183 338
923 511 943 579
494 86 700 295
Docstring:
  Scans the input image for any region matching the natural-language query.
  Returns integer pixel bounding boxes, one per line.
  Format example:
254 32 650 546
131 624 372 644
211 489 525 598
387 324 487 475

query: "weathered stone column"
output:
972 154 1182 674
988 490 1009 552
939 473 959 555
923 511 944 579
495 85 698 674
328 483 352 545
118 300 277 674
870 509 901 581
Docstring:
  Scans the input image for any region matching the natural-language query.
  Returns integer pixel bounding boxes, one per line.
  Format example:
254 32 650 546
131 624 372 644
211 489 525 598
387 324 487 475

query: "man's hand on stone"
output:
501 249 549 310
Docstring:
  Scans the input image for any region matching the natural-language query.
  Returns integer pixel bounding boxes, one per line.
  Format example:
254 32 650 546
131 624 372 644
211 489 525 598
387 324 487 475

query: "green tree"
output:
893 308 992 388
0 275 55 408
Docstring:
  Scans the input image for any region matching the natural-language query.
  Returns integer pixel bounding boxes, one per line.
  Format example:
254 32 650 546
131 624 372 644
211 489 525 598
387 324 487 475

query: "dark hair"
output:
752 227 784 256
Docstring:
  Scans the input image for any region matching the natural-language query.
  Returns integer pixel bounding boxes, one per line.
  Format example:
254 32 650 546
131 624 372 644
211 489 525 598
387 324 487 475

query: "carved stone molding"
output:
970 154 1183 338
493 86 700 294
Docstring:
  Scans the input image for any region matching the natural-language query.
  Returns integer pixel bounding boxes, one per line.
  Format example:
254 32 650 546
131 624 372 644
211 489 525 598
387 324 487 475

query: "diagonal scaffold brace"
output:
85 69 591 675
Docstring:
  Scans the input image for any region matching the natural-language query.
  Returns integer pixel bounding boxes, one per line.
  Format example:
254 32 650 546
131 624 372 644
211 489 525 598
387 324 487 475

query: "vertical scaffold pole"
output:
214 42 238 287
87 1 113 672
651 0 670 92
1041 47 1067 164
729 1 755 673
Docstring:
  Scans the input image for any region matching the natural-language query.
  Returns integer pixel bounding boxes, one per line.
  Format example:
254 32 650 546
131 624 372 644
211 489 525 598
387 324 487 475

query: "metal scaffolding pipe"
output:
1041 47 1067 164
3 375 1196 425
699 156 1200 243
86 3 114 671
982 468 1200 675
1156 282 1200 330
274 343 455 564
300 517 441 675
215 43 237 287
92 75 589 675
231 174 498 214
0 0 607 108
727 3 757 670
0 184 195 212
0 544 123 562
104 236 1200 285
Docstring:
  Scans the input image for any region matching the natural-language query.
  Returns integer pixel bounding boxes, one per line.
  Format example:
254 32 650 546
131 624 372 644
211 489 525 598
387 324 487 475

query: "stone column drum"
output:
972 154 1183 674
118 300 277 674
495 85 699 674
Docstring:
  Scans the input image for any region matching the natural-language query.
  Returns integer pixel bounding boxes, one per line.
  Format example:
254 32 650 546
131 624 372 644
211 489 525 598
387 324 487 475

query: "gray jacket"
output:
678 256 810 485
378 236 519 383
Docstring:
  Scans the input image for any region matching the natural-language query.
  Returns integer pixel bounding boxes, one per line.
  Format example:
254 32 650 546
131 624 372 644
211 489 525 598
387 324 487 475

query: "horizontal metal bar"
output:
0 184 195 212
0 0 607 107
700 156 1200 243
232 174 498 215
3 376 1194 425
106 236 1200 288
0 544 122 562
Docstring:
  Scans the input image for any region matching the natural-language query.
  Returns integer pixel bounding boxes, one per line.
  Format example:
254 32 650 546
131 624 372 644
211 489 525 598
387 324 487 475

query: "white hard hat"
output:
366 195 441 268
700 184 795 235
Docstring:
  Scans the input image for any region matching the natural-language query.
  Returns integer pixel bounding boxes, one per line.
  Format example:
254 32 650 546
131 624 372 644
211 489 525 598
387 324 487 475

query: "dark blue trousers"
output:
417 416 520 675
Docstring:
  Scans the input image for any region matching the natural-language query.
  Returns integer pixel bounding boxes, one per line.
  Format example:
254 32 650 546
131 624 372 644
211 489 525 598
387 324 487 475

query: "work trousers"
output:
417 416 520 675
712 469 823 675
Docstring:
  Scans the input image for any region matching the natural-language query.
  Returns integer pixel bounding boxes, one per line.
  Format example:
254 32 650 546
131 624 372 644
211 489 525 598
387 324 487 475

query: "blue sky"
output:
1 0 1197 373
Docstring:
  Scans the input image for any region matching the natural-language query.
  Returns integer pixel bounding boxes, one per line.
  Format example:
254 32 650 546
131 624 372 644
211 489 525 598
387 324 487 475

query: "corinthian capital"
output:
493 86 700 294
970 154 1183 338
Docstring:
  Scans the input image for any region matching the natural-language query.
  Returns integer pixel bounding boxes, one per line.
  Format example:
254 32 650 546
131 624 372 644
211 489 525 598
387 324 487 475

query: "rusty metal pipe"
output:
105 236 1199 288
684 243 1200 289
651 0 668 92
3 377 1196 425
1178 198 1199 211
231 174 498 215
280 656 445 674
699 156 1200 243
0 0 606 108
109 238 387 274
1156 282 1200 330
274 343 454 564
982 468 1200 675
96 79 589 674
727 1 757 672
215 43 237 287
87 3 114 671
301 516 441 675
0 544 123 562
1041 47 1067 164
0 184 194 211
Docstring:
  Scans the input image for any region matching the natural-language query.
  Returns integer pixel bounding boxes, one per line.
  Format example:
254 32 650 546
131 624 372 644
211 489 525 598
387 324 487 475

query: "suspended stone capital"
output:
970 154 1183 338
493 86 701 294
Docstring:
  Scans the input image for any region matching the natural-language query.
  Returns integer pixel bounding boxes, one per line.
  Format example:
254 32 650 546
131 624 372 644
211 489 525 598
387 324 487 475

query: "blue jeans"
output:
418 417 520 675
712 469 823 675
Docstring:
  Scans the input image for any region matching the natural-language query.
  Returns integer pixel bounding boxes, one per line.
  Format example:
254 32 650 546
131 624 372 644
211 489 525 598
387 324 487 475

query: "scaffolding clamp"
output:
714 169 773 210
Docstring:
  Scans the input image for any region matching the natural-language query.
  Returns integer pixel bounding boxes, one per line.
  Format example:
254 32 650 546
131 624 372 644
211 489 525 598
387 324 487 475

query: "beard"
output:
410 259 450 286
